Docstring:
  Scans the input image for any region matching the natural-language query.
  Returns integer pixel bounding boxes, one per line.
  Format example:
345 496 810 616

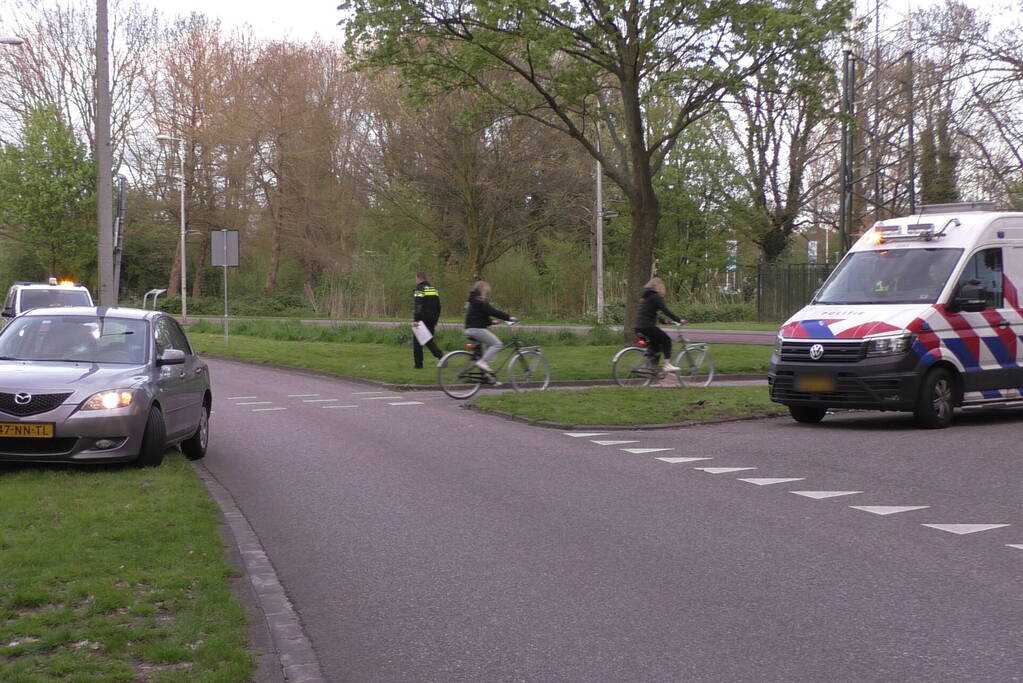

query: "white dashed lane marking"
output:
791 491 863 500
656 457 712 464
237 401 272 405
695 467 756 474
388 401 424 406
302 399 338 403
559 432 1019 551
850 506 929 516
288 394 319 397
352 391 385 395
360 396 406 400
921 524 1010 535
621 447 673 454
323 405 358 409
228 396 257 400
252 407 287 412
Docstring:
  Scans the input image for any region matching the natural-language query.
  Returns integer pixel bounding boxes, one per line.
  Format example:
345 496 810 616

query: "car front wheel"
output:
135 406 167 467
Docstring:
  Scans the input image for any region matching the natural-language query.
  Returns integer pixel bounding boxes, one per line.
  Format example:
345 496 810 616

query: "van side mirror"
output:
1 307 12 318
949 280 987 313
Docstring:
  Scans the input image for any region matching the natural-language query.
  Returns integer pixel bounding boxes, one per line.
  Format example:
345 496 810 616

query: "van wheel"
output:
914 368 953 429
789 405 827 424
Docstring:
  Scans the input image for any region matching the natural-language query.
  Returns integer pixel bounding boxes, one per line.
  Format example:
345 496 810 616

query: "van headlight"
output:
865 332 916 357
773 334 783 355
81 389 135 410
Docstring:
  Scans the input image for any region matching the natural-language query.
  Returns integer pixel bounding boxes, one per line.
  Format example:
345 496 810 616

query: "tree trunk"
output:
265 201 282 298
191 233 207 300
624 192 660 342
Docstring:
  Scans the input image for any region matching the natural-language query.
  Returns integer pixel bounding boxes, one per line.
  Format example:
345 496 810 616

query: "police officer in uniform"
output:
412 271 444 368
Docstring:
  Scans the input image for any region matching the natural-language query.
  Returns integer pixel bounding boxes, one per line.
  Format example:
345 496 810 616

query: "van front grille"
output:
780 341 865 363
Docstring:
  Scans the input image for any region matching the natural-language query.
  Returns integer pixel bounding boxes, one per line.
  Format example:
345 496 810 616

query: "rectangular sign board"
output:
211 229 239 267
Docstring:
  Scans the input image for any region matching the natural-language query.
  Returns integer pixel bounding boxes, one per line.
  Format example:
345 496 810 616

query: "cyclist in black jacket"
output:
634 276 686 372
464 280 517 373
412 272 444 369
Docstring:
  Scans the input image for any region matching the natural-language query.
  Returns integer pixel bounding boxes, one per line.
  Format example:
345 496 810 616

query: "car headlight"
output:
773 334 783 355
865 332 916 357
81 389 135 410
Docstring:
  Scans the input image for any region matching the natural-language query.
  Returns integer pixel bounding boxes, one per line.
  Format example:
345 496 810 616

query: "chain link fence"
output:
755 263 835 322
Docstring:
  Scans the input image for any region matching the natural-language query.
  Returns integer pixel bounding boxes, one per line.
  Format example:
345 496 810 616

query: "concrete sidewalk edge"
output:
194 462 327 683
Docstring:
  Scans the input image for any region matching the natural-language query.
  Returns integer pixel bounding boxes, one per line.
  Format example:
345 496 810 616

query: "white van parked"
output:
1 278 94 325
769 202 1023 428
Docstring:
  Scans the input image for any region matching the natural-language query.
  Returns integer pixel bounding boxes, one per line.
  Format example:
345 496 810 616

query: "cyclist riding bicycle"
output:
634 276 687 373
464 280 518 377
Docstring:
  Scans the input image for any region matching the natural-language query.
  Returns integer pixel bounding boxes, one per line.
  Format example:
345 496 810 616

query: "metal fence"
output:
756 263 835 322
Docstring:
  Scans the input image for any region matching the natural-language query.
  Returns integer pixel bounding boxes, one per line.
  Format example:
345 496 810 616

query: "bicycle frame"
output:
464 336 541 375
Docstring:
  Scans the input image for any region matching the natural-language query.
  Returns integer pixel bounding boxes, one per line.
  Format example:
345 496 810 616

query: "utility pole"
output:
96 0 115 306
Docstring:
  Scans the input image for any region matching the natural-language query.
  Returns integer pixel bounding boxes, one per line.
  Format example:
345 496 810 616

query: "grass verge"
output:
188 331 771 386
0 453 252 682
473 385 786 426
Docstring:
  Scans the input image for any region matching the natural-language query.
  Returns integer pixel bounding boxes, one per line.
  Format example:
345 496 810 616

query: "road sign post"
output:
211 230 239 345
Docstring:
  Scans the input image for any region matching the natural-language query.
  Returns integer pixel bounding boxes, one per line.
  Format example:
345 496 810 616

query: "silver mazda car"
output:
0 306 211 466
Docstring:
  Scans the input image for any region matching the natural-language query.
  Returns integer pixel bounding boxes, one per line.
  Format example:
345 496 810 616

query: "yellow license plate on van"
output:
794 375 837 392
0 423 54 438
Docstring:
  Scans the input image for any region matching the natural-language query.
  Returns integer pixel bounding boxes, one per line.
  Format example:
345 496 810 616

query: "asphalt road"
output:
203 357 1022 682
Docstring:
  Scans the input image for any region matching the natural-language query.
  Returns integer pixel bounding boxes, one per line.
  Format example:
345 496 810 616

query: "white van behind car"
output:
769 202 1023 428
2 279 94 325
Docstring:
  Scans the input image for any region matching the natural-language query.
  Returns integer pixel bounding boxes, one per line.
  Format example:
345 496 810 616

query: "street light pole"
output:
156 135 186 319
96 0 115 306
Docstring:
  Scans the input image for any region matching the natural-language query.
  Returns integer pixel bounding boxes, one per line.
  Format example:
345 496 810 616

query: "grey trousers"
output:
465 327 503 363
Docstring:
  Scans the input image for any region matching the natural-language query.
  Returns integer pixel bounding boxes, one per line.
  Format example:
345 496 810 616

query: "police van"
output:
769 202 1023 428
1 278 94 326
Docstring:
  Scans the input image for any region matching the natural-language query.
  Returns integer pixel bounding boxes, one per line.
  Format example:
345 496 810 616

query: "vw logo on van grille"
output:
809 344 824 361
14 392 32 405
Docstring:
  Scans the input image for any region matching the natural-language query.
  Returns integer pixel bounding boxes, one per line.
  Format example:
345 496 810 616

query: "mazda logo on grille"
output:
14 392 32 405
809 344 824 361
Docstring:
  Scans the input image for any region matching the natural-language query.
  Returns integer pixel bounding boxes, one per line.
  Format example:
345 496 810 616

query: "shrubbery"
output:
188 319 626 348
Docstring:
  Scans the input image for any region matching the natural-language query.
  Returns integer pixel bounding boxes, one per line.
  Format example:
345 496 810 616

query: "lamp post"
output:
156 134 187 319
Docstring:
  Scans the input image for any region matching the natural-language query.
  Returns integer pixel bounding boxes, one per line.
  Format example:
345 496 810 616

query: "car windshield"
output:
0 315 148 363
20 288 92 311
813 248 963 305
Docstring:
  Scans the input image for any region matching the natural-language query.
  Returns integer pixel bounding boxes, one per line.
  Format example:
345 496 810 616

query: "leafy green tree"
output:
920 115 959 204
0 105 96 281
342 0 851 333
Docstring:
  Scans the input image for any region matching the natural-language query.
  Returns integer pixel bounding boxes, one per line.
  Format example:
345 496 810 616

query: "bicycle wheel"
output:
675 345 715 387
508 350 551 391
438 350 484 399
612 346 654 387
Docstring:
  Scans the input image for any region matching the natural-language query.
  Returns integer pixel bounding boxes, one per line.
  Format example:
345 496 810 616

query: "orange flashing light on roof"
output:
865 228 885 245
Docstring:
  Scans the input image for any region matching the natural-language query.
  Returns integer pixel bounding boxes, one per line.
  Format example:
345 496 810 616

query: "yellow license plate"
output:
794 375 837 392
0 423 54 438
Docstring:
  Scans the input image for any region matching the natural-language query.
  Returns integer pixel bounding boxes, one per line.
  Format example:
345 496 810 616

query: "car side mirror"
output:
949 280 988 313
156 348 187 366
1 307 13 318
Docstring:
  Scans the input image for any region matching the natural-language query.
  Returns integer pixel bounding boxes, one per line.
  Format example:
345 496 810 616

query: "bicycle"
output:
437 324 552 399
611 327 715 387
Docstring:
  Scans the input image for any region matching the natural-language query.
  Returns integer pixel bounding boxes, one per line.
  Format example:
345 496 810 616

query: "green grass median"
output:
187 330 772 386
0 455 252 681
473 385 785 426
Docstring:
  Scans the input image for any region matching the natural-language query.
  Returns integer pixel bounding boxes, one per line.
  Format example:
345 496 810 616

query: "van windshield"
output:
21 288 92 311
814 248 962 305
